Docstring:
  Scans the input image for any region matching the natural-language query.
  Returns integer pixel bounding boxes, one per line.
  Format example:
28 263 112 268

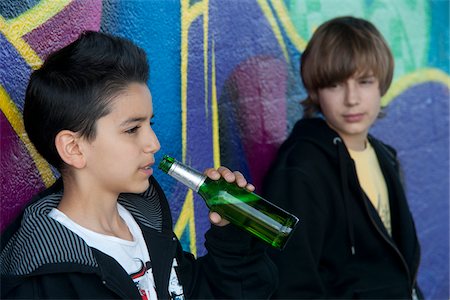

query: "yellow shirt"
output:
349 141 392 235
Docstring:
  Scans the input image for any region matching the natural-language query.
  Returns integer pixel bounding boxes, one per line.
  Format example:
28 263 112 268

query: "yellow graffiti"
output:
203 0 209 118
0 0 71 69
174 189 197 256
181 0 209 163
7 0 71 36
257 0 290 63
0 0 70 189
180 0 220 256
0 86 55 187
0 17 42 69
211 40 220 169
270 0 307 52
382 68 450 106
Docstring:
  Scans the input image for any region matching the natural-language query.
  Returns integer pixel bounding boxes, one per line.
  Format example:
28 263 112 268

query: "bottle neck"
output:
166 162 207 192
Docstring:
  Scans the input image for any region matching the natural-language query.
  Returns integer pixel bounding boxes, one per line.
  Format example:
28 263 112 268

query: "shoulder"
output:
263 132 339 200
269 118 339 174
368 136 398 165
1 195 97 277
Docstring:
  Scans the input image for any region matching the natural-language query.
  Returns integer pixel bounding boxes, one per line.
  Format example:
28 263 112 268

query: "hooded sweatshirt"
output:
263 118 421 299
1 176 277 299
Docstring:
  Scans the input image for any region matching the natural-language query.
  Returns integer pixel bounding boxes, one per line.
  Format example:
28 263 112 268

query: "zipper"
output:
371 139 420 298
346 141 419 299
412 288 418 300
411 251 421 299
347 157 414 291
360 188 415 294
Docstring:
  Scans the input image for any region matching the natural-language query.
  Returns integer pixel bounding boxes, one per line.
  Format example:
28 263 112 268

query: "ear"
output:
55 130 86 169
309 91 319 104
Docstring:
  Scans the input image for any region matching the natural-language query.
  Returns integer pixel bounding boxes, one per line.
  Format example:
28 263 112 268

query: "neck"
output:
325 121 368 151
344 136 368 151
330 128 368 151
58 175 132 240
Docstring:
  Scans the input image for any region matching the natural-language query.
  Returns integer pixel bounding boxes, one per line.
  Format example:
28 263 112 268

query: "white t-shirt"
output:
49 204 184 300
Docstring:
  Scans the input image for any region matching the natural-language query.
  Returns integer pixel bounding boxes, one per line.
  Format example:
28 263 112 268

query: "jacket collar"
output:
1 177 165 277
289 118 415 258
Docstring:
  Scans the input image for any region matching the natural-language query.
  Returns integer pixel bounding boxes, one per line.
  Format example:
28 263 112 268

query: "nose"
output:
143 126 160 154
344 82 359 106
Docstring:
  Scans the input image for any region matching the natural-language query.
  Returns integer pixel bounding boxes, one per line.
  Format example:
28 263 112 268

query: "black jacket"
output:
263 118 421 299
1 176 277 299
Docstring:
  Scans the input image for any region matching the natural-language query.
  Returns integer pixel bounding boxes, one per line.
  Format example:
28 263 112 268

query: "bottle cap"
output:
159 155 175 173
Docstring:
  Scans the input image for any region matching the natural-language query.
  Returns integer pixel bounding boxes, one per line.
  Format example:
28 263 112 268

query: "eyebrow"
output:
355 74 375 80
357 71 375 77
119 114 154 127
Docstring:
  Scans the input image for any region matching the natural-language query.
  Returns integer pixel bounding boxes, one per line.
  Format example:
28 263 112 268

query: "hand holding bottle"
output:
159 155 299 249
204 166 255 227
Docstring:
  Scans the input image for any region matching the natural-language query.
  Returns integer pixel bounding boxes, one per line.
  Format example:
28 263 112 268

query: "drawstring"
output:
333 137 356 256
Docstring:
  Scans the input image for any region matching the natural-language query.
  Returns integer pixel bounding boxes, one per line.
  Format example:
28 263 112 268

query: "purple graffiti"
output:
0 0 102 232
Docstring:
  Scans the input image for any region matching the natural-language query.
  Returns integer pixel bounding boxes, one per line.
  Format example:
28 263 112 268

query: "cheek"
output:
90 138 131 165
369 96 382 114
318 98 336 117
317 90 339 109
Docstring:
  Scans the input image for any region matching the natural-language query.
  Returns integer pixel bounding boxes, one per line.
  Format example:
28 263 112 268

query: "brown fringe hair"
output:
300 16 394 118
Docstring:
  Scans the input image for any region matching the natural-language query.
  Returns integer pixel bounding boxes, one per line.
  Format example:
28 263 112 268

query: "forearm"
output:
184 224 277 299
263 168 330 298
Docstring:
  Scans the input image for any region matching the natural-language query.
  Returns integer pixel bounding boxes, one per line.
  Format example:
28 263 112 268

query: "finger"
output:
209 211 230 226
204 168 221 180
245 183 256 192
209 211 222 223
234 173 255 191
217 166 235 182
232 171 247 187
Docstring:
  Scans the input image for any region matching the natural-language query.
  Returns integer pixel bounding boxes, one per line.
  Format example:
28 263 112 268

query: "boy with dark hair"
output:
1 31 276 299
263 16 422 299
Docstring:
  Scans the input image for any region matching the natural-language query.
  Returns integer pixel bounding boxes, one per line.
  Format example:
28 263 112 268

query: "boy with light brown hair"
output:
264 16 422 299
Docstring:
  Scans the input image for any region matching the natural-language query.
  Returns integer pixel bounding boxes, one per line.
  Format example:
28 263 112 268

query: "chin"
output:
126 181 150 194
137 182 150 193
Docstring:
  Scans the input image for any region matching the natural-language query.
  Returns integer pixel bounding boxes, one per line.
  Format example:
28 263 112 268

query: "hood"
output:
0 185 99 277
0 177 165 278
284 117 343 161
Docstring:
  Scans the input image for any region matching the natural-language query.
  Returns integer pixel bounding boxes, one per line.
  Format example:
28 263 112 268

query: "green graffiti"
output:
283 0 430 79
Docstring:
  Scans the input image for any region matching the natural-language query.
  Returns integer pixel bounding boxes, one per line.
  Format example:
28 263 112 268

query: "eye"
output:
125 126 141 134
360 76 375 84
150 115 155 126
325 82 340 89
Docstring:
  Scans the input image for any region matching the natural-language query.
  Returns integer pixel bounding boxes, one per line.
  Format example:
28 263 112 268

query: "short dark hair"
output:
301 16 394 118
23 31 149 170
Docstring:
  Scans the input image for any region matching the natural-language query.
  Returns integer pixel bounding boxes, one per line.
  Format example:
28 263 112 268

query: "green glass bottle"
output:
159 155 299 250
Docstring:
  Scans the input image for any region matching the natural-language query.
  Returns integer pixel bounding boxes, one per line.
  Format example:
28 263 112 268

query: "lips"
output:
140 162 154 176
143 163 153 169
343 113 364 122
140 159 154 168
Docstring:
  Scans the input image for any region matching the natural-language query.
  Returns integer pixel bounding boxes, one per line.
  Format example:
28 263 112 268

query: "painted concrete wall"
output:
1 0 448 298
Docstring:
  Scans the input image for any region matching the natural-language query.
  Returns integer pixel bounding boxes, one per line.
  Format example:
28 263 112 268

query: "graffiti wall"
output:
1 0 448 298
